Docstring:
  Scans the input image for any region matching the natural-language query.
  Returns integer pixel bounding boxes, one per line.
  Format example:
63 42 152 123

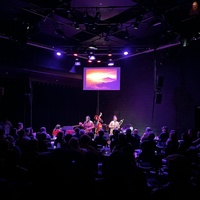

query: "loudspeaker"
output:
156 93 162 104
157 76 164 88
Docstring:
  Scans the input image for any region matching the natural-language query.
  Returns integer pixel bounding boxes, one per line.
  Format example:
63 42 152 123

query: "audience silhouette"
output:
0 121 200 200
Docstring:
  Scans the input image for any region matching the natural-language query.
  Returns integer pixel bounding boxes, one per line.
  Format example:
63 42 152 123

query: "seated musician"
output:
73 122 85 130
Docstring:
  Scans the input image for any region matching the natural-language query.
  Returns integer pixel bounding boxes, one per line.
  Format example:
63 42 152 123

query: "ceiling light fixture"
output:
123 50 129 55
56 51 62 56
88 51 96 60
88 44 98 50
74 21 80 30
74 58 81 66
108 58 114 66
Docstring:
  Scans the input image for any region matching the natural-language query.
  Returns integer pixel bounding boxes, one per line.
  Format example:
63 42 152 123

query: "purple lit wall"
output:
99 42 200 136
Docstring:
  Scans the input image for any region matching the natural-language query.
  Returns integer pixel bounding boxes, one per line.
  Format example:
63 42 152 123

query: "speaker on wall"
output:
157 76 164 88
156 93 162 104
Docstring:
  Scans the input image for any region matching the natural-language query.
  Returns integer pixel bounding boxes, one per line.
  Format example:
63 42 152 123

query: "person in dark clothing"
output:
157 126 169 149
132 128 141 149
94 129 108 147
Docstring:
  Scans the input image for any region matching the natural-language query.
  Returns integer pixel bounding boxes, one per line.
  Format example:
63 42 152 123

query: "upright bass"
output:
94 112 103 134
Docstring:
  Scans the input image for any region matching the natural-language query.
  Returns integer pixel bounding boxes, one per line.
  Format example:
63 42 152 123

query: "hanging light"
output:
108 58 114 66
88 51 96 60
74 21 80 30
74 58 81 66
88 44 98 50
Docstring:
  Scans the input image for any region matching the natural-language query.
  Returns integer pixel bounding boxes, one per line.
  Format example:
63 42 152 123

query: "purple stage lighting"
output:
56 51 62 56
123 51 129 55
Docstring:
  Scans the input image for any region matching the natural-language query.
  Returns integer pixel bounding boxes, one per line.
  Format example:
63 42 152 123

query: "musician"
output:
108 115 120 136
73 122 85 130
94 112 103 135
83 115 94 133
52 124 62 139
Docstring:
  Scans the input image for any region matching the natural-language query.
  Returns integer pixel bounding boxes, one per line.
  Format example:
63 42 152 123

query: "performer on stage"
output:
94 112 103 135
52 124 62 139
108 115 120 136
83 115 94 133
73 122 85 130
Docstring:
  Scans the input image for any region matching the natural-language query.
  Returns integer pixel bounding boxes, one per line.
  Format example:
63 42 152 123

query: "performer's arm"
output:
109 121 114 129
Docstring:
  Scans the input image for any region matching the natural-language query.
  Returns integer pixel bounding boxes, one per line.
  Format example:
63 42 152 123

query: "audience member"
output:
94 129 108 147
140 126 152 143
132 128 141 149
157 126 169 149
125 128 136 153
165 130 179 157
102 150 150 199
54 131 65 148
0 117 13 135
139 132 157 164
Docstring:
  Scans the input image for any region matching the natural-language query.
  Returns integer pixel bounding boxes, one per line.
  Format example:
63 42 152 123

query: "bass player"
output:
94 112 103 135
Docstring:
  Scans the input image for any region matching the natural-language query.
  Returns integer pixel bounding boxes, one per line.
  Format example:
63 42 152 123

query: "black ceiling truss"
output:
1 0 200 63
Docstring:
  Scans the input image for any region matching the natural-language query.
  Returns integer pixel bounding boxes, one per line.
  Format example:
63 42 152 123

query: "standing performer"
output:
94 112 103 135
83 115 94 133
52 124 62 139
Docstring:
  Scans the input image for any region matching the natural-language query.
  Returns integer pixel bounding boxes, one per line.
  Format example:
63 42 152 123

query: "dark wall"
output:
31 82 97 132
0 78 30 127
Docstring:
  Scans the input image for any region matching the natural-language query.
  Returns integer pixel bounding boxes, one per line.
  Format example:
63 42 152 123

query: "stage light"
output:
123 51 129 55
56 51 62 56
88 44 98 50
74 58 81 66
108 59 114 66
88 51 96 60
181 36 189 47
108 47 112 57
74 21 80 30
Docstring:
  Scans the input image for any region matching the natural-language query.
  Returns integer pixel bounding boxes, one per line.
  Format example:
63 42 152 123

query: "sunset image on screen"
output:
83 67 120 90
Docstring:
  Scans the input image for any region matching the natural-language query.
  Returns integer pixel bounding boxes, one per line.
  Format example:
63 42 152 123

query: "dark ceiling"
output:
0 0 200 79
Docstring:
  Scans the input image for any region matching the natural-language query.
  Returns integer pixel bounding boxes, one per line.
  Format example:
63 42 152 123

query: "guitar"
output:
119 119 124 127
95 112 102 134
109 119 124 135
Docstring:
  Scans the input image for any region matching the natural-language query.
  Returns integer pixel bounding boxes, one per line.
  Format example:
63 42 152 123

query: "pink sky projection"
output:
83 67 120 90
